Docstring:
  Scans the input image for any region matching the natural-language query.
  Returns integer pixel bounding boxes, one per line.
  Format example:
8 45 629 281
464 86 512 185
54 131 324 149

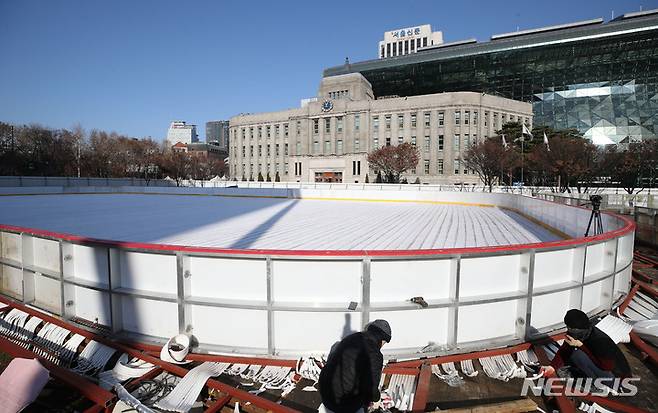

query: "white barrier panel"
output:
0 187 635 358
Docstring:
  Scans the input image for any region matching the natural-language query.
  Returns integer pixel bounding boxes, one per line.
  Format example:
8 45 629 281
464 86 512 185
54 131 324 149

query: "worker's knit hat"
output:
564 309 591 329
367 319 392 343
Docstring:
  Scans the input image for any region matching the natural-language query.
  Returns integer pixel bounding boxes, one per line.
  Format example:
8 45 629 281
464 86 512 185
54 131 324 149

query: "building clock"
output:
321 99 334 112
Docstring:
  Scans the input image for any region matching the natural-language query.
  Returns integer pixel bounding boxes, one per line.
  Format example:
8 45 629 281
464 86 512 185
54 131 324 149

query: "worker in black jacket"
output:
542 309 631 382
319 319 391 413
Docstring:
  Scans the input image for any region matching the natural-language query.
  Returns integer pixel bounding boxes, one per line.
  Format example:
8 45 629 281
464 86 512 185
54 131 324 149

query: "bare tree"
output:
367 143 420 183
464 137 512 191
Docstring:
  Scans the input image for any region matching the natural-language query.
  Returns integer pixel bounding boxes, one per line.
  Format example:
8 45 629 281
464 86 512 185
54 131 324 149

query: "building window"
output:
473 111 478 125
398 135 403 145
354 138 360 151
438 135 444 151
465 110 470 125
257 145 262 156
464 134 470 149
454 159 460 174
397 114 404 128
266 145 271 156
386 43 391 56
241 129 245 139
313 141 319 153
337 116 343 133
416 38 421 48
493 112 498 127
411 113 417 128
424 112 430 127
484 111 489 127
455 111 461 125
381 45 384 58
385 137 391 146
438 111 444 126
274 125 279 137
243 146 247 157
393 42 397 56
404 40 409 54
275 162 279 172
423 37 427 47
373 136 379 149
284 162 289 175
324 141 330 153
437 159 444 175
354 114 360 131
313 119 319 134
325 118 331 134
352 160 361 175
385 115 391 130
454 135 460 151
337 139 343 154
266 126 271 138
411 136 416 146
473 134 477 144
424 160 430 174
284 123 289 137
373 116 379 130
258 127 262 138
424 135 430 152
296 120 301 134
275 144 280 156
296 141 301 154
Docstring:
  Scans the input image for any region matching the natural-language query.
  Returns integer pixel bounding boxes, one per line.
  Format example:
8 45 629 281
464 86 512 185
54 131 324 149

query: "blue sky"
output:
1 0 656 140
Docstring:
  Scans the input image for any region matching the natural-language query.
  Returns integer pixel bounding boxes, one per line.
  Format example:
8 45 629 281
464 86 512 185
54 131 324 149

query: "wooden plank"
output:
438 398 537 413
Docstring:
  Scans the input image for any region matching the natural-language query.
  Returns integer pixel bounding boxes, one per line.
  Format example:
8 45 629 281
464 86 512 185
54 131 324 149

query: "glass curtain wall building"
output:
324 10 658 144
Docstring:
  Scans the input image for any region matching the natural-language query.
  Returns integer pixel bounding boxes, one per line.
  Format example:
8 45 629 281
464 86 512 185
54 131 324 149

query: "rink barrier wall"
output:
0 187 635 358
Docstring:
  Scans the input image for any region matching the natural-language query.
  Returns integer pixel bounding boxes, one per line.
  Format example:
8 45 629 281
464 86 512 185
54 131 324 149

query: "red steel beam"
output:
0 335 115 408
411 362 432 413
389 341 533 368
618 284 640 314
204 394 233 413
629 331 658 368
581 395 651 413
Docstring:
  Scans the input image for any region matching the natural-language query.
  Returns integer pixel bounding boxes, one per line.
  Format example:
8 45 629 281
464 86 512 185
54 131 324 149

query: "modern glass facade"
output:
324 12 658 144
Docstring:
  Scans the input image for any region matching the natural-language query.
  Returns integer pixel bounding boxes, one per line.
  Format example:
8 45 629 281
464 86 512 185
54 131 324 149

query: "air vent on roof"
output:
418 38 477 51
491 18 603 40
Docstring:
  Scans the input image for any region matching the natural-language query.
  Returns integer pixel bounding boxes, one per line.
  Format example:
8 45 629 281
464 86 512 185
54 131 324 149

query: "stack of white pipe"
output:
33 323 71 362
385 374 416 411
13 316 42 349
240 364 262 381
459 359 478 377
71 340 116 376
0 309 29 338
296 357 323 385
431 363 465 387
225 363 249 376
59 333 86 366
254 366 293 390
596 315 633 344
516 349 540 367
155 362 230 413
478 354 526 381
578 401 616 413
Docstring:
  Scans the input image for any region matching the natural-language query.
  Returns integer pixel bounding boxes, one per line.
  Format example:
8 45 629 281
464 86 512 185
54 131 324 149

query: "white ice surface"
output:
0 194 562 250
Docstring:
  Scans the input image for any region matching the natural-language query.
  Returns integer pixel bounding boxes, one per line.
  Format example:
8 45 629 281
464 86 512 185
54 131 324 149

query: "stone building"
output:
228 73 531 184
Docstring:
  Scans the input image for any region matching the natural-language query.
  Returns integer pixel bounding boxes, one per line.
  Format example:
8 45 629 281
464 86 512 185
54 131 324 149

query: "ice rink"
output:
0 194 563 250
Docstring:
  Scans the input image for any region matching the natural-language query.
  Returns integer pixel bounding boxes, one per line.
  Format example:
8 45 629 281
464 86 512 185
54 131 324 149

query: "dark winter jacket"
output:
551 326 631 377
319 331 384 413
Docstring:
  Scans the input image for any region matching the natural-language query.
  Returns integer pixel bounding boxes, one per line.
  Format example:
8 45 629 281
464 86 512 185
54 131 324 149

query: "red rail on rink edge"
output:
0 198 635 257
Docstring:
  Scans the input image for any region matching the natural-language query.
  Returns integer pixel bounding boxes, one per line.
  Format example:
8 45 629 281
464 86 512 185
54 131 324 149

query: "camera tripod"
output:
584 195 604 237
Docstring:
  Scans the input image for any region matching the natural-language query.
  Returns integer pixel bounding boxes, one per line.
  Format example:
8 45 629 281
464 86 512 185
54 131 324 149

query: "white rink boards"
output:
0 188 635 358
